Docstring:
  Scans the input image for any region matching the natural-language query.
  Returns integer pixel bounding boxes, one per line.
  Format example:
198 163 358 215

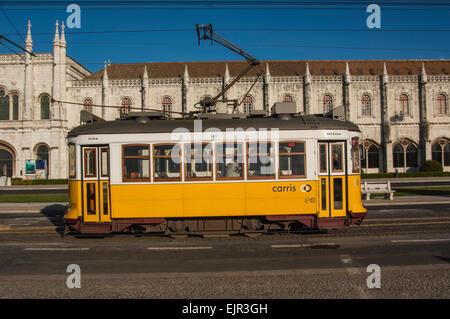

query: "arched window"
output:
445 144 450 167
12 94 18 120
283 95 293 103
243 95 253 115
436 94 447 115
121 98 132 116
393 144 404 168
361 94 371 116
162 97 172 118
432 139 450 166
0 90 9 121
40 95 50 119
406 144 417 167
399 94 409 116
36 144 49 178
0 143 14 177
323 95 333 113
432 143 443 165
360 141 380 170
393 140 418 168
83 98 93 113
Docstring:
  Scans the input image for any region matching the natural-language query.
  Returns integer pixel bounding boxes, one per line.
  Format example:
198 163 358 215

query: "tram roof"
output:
67 115 360 138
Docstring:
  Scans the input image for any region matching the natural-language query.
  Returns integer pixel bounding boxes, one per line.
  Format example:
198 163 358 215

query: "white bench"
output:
361 180 396 200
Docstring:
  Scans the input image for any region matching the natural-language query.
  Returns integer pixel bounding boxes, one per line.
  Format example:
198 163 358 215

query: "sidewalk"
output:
363 176 450 183
362 194 450 206
0 203 68 214
0 184 67 191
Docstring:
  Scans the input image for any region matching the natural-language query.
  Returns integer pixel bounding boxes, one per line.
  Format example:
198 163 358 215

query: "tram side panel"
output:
109 180 318 219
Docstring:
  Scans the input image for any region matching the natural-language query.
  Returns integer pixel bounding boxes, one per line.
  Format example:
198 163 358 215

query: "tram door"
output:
318 141 347 218
81 146 111 223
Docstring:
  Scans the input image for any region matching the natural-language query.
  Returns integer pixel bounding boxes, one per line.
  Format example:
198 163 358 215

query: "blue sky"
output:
0 1 449 73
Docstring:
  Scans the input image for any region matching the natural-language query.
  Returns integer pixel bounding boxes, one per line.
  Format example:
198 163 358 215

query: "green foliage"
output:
0 194 68 203
420 160 444 172
11 179 68 185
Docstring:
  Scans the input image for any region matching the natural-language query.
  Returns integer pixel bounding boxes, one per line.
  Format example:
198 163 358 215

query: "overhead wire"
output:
51 97 188 116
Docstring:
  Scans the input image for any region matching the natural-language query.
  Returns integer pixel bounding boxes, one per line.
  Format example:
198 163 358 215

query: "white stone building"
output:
1 22 450 179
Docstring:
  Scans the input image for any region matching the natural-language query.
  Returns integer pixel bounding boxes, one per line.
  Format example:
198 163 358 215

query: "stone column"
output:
343 62 351 120
263 62 271 113
24 20 33 121
303 62 311 114
182 64 189 116
419 63 431 162
102 62 109 119
141 66 149 111
381 63 391 173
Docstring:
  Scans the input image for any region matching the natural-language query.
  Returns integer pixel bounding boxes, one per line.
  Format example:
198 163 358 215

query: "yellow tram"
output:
64 109 367 235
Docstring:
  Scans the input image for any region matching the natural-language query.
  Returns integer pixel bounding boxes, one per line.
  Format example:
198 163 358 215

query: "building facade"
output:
1 22 450 179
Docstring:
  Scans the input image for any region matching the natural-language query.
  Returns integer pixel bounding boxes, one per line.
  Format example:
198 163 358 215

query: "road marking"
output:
364 201 450 207
391 239 450 243
339 254 361 275
360 221 450 227
365 217 450 222
271 243 337 249
271 244 305 248
147 246 213 251
24 248 90 251
340 256 352 264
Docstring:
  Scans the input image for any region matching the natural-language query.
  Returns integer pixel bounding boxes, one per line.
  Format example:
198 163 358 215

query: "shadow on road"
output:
40 204 67 236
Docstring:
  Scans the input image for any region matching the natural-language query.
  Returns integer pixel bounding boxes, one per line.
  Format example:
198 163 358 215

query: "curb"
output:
0 226 64 234
0 210 44 214
363 200 450 207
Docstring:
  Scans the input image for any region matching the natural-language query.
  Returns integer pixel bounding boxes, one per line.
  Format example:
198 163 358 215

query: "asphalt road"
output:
0 203 449 299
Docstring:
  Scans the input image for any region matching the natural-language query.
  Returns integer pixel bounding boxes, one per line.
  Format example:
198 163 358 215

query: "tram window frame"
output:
69 143 76 179
153 143 181 182
100 147 109 178
278 141 306 179
215 142 244 181
331 143 344 173
185 143 213 181
351 137 360 173
84 148 97 178
122 144 151 183
247 141 276 180
319 143 328 173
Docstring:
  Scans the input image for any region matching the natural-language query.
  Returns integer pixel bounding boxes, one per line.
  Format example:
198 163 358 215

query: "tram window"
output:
351 138 360 173
279 141 306 178
122 145 150 182
319 144 327 173
216 143 244 180
101 148 109 177
154 144 181 181
84 148 97 178
185 143 212 181
86 182 96 215
247 142 275 179
69 144 76 179
333 178 343 210
331 144 344 172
